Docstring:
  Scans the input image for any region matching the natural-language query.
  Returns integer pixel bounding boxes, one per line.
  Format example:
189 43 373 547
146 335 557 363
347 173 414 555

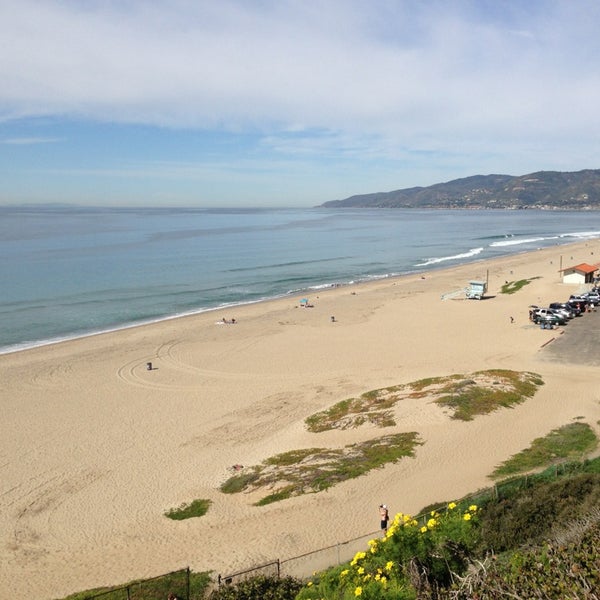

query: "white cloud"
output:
1 0 600 206
2 1 599 138
1 136 61 145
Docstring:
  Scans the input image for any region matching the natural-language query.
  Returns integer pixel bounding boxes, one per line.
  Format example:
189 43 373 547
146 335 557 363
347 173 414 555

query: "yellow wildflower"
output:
307 581 313 587
463 512 472 521
357 566 365 575
448 502 457 510
427 518 437 529
469 504 478 512
375 573 381 581
420 526 428 533
355 586 362 596
340 570 349 577
385 561 394 571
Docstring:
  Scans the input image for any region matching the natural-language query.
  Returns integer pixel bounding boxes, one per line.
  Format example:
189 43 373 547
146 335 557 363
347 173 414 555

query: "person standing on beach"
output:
379 504 389 534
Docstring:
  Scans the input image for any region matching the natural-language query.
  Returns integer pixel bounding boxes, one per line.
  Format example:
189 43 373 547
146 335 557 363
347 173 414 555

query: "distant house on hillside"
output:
559 263 598 285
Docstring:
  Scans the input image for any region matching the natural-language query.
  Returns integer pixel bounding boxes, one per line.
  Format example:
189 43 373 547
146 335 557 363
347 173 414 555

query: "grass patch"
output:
164 498 212 520
56 569 211 600
220 433 422 505
306 370 543 430
490 422 598 479
434 369 543 421
500 277 540 294
305 386 402 432
220 470 262 494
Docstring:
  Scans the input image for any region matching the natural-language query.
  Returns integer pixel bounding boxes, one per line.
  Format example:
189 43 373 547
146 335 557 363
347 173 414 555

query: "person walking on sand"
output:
379 504 389 534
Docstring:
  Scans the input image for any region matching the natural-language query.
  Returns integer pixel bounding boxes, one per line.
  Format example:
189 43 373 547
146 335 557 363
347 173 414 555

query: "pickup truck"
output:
531 308 567 325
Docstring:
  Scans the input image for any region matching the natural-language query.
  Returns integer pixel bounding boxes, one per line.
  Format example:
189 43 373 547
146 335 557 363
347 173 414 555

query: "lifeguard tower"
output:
466 280 487 300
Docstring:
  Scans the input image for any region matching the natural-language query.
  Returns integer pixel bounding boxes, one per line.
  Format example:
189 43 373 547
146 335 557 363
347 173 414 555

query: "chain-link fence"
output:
280 529 380 579
216 560 280 586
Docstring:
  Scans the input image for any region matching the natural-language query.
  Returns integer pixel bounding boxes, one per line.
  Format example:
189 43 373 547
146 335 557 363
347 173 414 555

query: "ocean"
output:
2 205 600 355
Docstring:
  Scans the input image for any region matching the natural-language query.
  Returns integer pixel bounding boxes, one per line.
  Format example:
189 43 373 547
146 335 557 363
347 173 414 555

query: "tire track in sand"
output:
116 338 271 391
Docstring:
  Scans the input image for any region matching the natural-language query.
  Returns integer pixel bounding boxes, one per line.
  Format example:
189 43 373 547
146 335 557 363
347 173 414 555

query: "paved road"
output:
538 309 600 366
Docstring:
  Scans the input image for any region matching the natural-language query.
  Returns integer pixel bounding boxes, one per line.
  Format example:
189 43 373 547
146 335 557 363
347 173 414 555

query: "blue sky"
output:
1 1 599 207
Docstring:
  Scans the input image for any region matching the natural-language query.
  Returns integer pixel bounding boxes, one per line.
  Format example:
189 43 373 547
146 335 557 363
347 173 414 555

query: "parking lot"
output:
538 309 600 366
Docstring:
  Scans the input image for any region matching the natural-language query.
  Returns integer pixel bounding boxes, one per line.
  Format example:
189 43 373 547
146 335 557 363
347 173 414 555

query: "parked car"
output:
568 296 589 311
548 303 574 319
533 312 564 327
582 291 600 304
531 308 567 325
565 301 583 316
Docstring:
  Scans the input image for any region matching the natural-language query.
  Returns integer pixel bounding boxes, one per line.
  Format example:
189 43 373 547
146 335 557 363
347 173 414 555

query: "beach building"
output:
559 263 598 285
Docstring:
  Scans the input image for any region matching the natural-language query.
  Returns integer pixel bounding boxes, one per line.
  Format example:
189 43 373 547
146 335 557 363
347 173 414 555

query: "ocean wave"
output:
490 236 555 247
227 256 348 272
476 233 516 241
559 230 600 240
416 247 484 267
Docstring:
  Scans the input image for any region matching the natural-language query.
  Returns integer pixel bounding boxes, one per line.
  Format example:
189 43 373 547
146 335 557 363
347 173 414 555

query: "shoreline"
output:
3 235 596 357
2 238 600 599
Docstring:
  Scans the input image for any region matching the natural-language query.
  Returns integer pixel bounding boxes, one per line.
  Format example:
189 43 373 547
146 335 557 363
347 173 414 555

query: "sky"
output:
1 1 600 208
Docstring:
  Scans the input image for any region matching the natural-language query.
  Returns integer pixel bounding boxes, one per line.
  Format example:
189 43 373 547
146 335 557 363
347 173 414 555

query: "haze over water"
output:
2 206 600 354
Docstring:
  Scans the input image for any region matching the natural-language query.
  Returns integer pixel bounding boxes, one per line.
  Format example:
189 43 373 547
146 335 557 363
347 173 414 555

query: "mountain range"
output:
320 168 600 209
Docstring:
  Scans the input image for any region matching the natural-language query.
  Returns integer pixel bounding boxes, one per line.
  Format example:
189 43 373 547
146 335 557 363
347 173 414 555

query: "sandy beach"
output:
2 240 600 599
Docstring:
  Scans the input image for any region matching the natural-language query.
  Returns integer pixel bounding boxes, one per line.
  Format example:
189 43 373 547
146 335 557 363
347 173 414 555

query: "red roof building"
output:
559 263 598 284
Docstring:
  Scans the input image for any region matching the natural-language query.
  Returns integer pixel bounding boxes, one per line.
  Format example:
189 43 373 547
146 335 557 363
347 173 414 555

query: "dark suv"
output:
549 302 576 318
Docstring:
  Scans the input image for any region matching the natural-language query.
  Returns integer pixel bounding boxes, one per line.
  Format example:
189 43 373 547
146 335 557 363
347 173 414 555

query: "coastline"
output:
4 211 600 357
2 238 600 599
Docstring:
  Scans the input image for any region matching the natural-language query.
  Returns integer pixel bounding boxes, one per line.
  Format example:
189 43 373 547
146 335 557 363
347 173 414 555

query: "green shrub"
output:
207 575 302 600
297 503 480 600
440 519 600 599
478 473 600 552
165 498 212 520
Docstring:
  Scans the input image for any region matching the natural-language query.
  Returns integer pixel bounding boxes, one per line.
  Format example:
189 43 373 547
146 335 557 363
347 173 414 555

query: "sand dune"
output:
2 240 600 599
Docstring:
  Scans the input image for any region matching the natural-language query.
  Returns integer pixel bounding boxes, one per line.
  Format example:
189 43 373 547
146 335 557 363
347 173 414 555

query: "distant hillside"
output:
321 169 600 209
